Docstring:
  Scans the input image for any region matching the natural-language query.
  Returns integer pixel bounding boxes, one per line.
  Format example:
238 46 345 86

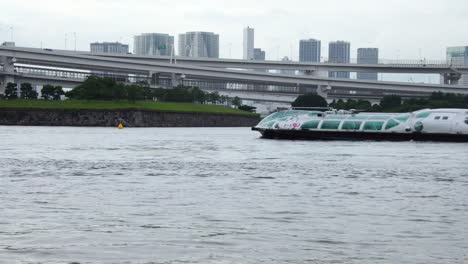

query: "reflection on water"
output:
0 126 467 264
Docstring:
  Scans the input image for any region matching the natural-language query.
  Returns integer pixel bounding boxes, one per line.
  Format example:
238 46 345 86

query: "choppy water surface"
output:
0 126 467 264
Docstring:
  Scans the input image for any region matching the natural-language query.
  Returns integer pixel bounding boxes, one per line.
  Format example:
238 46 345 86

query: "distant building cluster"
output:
88 27 467 86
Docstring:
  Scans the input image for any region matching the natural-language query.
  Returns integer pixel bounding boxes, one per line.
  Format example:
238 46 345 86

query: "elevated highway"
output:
9 46 467 74
2 46 468 101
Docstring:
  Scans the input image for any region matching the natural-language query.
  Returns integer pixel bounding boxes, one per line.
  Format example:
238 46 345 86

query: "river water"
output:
0 126 467 264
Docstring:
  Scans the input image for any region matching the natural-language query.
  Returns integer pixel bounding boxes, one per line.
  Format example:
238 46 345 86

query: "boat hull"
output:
252 128 468 142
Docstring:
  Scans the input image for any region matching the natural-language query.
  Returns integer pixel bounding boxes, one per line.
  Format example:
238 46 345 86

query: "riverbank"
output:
0 100 260 127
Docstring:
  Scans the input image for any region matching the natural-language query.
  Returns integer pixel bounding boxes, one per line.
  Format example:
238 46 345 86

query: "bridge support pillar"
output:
0 56 16 95
149 71 160 86
442 73 462 85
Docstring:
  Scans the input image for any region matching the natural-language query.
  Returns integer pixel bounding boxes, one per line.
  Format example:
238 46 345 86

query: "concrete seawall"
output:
0 108 260 127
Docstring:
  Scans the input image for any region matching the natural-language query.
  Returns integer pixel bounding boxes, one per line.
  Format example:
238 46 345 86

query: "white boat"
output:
252 108 468 142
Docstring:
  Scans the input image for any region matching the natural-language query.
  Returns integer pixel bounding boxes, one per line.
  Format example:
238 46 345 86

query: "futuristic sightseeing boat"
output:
252 108 468 142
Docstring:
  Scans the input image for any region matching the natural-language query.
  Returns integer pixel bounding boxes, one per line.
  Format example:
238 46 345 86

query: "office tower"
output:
134 33 174 56
243 27 255 60
178 32 219 58
299 39 321 62
90 42 129 54
446 46 468 85
253 48 266 61
328 41 351 78
357 48 379 80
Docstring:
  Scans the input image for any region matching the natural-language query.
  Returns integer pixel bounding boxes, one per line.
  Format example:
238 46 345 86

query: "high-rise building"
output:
134 33 174 56
328 41 351 78
357 48 379 80
178 32 219 58
253 48 266 61
299 39 321 62
243 27 255 60
446 46 468 85
90 42 129 54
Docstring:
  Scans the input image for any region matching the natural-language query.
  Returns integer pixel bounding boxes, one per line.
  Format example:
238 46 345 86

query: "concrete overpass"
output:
11 46 468 74
2 46 468 101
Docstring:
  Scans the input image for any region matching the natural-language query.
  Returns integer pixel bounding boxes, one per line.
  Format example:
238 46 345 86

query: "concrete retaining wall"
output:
0 108 260 127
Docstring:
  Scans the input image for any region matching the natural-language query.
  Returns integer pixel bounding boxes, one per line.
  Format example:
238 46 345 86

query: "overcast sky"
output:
1 0 467 61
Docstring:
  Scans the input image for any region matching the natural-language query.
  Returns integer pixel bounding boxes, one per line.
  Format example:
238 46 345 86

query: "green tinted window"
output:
385 119 400 130
320 121 341 129
416 112 431 118
370 115 391 120
341 121 362 130
326 115 349 120
265 121 276 128
363 121 384 131
348 115 370 120
395 114 410 122
301 120 321 129
307 112 324 117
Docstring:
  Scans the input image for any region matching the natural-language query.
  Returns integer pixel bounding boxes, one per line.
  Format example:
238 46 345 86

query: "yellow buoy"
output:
117 118 124 129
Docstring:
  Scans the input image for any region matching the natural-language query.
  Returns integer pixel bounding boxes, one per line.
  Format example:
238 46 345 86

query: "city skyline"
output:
1 0 467 61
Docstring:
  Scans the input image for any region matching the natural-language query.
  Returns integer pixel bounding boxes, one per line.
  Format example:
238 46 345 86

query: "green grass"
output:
0 99 257 116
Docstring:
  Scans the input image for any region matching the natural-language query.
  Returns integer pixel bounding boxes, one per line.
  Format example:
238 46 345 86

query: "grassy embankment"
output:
0 100 257 116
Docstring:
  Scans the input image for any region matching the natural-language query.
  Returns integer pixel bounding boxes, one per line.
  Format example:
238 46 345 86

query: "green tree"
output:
41 85 64 100
191 87 206 103
238 105 256 112
4 82 18 99
127 85 144 103
232 96 242 107
41 85 55 100
380 95 402 110
208 92 220 104
20 83 38 99
291 93 328 108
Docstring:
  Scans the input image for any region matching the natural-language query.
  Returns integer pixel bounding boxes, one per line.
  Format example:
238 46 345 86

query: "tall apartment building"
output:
299 39 321 62
328 41 351 78
178 32 219 58
134 33 174 56
243 27 255 60
357 48 379 80
90 42 129 54
446 46 468 85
